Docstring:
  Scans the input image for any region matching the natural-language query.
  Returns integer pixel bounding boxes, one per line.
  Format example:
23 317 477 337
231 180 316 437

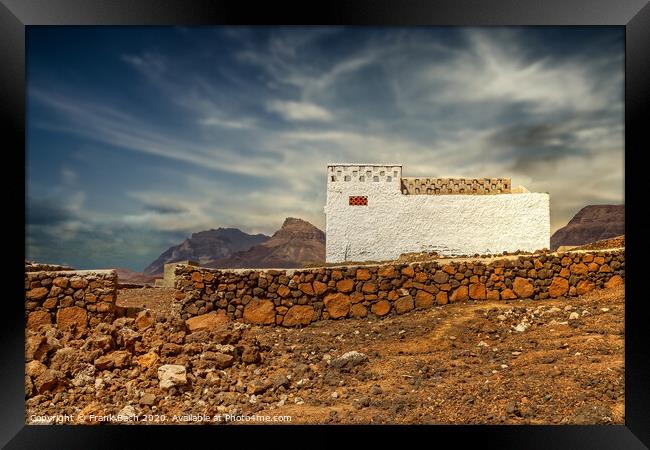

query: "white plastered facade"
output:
324 164 550 263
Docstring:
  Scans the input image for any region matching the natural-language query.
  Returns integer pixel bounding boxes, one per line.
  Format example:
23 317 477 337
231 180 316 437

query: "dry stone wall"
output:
25 270 120 335
173 249 624 327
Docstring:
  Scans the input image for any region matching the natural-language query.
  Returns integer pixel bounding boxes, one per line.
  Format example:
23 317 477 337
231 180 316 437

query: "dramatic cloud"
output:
26 27 624 270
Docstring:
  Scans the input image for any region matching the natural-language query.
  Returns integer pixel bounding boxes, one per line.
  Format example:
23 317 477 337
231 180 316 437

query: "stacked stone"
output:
173 250 624 328
401 177 511 195
25 270 118 334
25 261 73 272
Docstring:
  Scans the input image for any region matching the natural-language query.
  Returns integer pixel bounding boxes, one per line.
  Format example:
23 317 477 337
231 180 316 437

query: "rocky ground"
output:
575 235 624 251
26 285 624 425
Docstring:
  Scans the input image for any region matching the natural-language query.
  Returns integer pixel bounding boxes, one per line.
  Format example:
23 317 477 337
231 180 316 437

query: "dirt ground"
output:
105 284 626 425
117 287 176 315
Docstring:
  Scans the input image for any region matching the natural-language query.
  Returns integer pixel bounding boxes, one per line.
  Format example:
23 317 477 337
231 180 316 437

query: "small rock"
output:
513 322 529 333
140 393 156 406
241 345 261 365
247 380 271 395
568 312 580 320
134 310 155 331
202 352 234 369
205 372 221 386
157 364 187 390
329 351 369 369
34 369 66 394
118 405 138 417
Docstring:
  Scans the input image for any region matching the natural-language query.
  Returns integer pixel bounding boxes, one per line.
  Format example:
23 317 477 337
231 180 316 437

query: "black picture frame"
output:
2 0 648 448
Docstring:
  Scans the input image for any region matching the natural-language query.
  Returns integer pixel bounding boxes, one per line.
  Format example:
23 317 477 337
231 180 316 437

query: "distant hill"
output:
550 205 624 250
143 228 270 275
208 217 326 269
114 268 158 286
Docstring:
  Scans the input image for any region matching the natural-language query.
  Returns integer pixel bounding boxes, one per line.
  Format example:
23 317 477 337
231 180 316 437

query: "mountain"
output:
114 268 158 286
208 217 326 269
143 228 270 275
550 205 624 250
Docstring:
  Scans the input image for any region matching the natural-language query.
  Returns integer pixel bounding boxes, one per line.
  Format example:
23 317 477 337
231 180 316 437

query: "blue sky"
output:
26 26 624 271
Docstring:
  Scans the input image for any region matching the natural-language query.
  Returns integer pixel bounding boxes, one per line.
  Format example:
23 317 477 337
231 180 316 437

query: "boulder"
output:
469 283 487 300
298 282 314 295
450 286 469 303
371 300 391 316
415 290 434 308
134 309 155 331
548 277 569 298
513 277 534 298
26 311 51 330
242 300 275 325
356 269 372 281
52 277 69 288
277 285 291 298
604 275 624 289
26 287 49 301
432 271 449 284
361 282 377 294
282 305 314 327
186 310 229 331
378 266 396 278
313 280 328 295
335 279 355 293
570 263 589 275
576 280 595 295
324 293 351 319
56 306 87 338
401 266 415 277
349 303 368 318
394 295 414 314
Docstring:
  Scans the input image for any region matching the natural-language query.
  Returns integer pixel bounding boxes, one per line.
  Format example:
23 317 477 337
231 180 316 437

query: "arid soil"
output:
117 287 176 315
27 285 624 425
256 285 624 424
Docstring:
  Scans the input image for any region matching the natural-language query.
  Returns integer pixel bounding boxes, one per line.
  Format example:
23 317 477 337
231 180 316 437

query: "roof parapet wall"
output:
400 177 512 195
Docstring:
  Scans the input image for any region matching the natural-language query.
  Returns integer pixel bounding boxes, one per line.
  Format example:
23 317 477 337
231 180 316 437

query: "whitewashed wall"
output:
324 164 550 263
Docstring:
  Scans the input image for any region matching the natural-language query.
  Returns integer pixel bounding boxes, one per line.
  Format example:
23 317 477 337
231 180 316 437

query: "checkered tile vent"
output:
349 196 368 206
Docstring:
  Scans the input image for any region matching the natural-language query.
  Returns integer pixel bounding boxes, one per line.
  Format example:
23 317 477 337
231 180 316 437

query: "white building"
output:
324 164 550 263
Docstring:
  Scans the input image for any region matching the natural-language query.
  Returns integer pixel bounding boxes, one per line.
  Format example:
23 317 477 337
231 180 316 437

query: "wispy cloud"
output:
267 100 332 121
27 27 624 270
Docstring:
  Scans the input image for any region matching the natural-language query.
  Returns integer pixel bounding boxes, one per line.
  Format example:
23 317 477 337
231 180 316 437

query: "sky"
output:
26 26 624 271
